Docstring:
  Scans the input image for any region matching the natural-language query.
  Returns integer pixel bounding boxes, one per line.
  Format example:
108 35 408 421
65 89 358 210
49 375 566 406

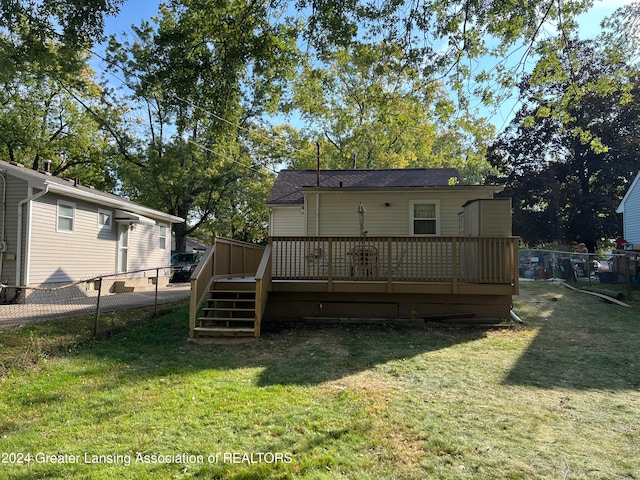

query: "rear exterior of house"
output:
189 169 519 338
0 160 183 300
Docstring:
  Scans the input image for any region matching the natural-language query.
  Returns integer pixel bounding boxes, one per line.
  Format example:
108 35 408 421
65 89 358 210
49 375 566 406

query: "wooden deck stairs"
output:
193 280 257 337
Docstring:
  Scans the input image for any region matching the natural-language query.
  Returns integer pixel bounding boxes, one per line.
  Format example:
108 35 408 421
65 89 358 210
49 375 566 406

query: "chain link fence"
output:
0 268 190 336
519 248 639 299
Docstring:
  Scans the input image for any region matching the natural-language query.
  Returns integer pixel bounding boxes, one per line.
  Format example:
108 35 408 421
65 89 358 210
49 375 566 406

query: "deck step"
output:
199 317 255 323
207 298 255 304
210 290 256 296
203 309 255 314
193 327 255 337
194 283 258 338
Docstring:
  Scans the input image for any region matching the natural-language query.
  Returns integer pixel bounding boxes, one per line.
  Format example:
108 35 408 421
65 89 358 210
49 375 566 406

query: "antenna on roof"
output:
316 142 320 186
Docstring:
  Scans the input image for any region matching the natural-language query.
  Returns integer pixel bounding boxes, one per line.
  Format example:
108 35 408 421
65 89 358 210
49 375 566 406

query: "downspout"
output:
303 194 308 236
16 183 50 286
0 170 6 282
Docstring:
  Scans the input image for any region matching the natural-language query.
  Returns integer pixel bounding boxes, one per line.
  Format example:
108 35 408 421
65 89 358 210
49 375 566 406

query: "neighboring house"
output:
189 168 519 338
171 233 208 253
0 160 183 300
616 171 640 244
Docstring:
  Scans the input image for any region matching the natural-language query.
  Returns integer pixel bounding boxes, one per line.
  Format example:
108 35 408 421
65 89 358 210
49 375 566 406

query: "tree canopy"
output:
0 0 123 83
1 0 638 249
283 42 496 183
488 39 640 251
104 0 298 248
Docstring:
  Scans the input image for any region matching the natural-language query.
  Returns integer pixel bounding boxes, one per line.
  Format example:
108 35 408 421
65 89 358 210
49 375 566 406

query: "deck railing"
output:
189 236 265 335
270 236 519 287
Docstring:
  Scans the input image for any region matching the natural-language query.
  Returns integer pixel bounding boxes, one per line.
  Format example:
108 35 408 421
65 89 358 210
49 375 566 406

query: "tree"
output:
285 43 496 183
488 39 640 251
106 0 299 250
0 61 124 190
294 0 595 109
0 0 123 83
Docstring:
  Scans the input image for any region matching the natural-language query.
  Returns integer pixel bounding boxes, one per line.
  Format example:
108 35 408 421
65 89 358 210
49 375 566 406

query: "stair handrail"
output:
189 236 266 337
254 243 272 337
189 243 216 334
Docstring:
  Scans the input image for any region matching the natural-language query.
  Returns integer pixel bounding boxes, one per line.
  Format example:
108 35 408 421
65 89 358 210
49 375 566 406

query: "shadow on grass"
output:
79 307 487 388
503 287 640 391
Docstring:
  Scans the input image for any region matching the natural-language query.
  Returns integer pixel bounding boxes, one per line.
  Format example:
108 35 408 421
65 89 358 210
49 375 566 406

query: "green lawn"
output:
1 282 639 479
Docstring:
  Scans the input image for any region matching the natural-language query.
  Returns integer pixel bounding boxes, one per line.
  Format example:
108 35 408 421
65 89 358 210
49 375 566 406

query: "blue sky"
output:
98 0 632 133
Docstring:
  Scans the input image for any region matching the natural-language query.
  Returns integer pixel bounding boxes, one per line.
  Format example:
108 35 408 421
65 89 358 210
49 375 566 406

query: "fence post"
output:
626 256 632 300
154 267 160 315
94 276 103 338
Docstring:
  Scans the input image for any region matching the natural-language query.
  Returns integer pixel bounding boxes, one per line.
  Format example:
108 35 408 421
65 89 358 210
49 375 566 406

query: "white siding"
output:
271 206 305 236
463 199 511 237
463 201 481 236
127 222 171 271
27 194 172 285
28 194 118 284
622 180 640 243
303 190 495 236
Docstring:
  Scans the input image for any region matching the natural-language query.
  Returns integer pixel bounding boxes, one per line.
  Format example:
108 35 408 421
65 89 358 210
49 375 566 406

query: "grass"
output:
0 282 639 479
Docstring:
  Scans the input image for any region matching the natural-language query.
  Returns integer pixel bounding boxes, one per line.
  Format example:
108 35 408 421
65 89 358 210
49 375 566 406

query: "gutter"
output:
45 182 184 224
16 183 50 286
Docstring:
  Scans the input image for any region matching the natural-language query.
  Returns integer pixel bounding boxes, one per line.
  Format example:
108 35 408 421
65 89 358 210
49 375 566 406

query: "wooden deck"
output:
271 236 519 294
189 236 520 338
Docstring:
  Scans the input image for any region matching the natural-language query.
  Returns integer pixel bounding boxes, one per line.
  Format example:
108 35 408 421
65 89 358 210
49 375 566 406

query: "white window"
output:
98 209 112 229
159 225 168 250
57 200 75 233
410 201 440 235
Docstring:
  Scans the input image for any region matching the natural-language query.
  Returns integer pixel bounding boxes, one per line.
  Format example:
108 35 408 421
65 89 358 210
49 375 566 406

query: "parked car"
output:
170 252 203 283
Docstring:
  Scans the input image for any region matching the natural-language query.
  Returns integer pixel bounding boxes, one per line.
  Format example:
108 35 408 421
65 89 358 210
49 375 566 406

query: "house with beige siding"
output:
266 169 510 237
188 168 519 338
0 160 183 300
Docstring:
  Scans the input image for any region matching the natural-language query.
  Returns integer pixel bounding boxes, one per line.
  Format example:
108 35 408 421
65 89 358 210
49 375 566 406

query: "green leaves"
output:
287 42 495 183
488 39 640 248
104 0 299 247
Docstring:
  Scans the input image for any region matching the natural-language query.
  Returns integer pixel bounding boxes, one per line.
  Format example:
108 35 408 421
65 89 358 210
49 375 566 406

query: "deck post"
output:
387 238 393 293
452 237 458 294
327 237 333 292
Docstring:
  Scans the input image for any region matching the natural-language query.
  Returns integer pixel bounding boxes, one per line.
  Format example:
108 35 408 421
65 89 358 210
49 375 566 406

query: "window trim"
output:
159 224 168 251
57 200 76 234
97 208 113 230
409 200 441 235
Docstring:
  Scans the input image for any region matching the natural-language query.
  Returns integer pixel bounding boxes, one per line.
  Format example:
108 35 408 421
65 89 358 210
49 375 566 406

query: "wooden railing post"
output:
387 238 393 292
268 235 519 294
451 238 458 294
327 237 333 292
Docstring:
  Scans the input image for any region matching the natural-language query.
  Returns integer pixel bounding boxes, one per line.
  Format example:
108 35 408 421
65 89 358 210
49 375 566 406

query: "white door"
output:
117 224 129 273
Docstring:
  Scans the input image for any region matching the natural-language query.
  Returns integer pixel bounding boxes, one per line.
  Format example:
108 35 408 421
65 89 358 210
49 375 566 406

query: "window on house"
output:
98 209 112 229
159 225 167 250
57 201 75 233
411 201 439 235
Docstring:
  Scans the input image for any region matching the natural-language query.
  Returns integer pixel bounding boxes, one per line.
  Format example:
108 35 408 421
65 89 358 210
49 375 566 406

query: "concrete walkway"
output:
0 283 191 329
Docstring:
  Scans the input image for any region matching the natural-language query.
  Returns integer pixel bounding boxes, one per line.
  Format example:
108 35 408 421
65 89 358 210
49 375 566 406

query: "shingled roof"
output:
267 168 463 205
